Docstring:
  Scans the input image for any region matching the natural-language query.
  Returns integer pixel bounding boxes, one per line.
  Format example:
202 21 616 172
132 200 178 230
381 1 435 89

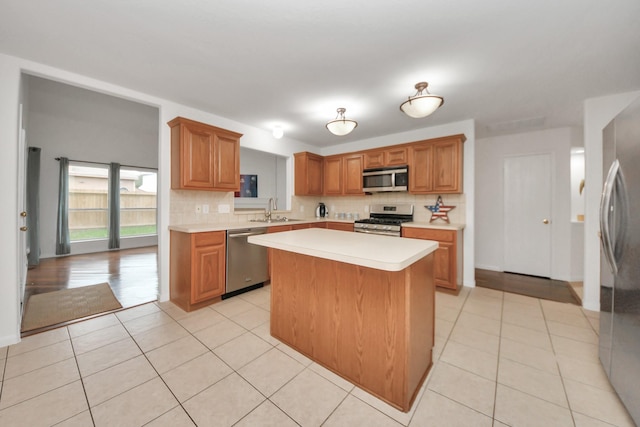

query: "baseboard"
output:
475 264 502 272
0 333 20 348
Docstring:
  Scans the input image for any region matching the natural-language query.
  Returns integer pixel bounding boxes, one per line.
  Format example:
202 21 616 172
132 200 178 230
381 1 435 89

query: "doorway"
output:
503 153 552 277
19 74 160 333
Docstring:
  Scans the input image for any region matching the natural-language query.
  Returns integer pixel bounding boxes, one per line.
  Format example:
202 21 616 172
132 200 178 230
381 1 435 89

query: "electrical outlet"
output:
300 205 304 212
218 204 230 213
202 204 209 214
195 205 202 214
364 205 369 213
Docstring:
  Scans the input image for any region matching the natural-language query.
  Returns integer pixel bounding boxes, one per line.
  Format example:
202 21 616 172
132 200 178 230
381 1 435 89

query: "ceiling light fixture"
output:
399 82 444 118
326 108 357 136
272 125 284 139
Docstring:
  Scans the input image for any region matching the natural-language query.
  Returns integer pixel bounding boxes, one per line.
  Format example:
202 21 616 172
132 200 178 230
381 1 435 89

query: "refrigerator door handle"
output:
600 159 620 275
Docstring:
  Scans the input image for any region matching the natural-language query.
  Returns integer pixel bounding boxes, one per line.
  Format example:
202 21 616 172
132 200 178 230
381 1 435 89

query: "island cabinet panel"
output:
169 116 241 191
270 249 434 412
294 152 324 195
170 230 226 311
402 227 460 290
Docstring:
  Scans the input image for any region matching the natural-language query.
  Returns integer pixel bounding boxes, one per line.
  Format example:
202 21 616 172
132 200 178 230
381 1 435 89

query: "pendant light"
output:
399 82 444 118
326 108 358 136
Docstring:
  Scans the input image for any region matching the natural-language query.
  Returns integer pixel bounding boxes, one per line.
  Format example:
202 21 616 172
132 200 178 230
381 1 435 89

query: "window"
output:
68 164 109 241
119 168 157 237
68 163 157 242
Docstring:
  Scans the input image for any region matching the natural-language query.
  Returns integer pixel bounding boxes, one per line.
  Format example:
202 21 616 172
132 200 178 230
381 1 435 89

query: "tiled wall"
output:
292 193 466 224
171 189 466 225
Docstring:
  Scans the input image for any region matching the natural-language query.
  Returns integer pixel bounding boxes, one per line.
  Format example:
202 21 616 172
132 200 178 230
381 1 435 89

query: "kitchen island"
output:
248 228 438 412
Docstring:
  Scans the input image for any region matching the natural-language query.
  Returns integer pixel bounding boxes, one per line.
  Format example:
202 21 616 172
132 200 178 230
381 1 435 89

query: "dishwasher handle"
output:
227 230 267 238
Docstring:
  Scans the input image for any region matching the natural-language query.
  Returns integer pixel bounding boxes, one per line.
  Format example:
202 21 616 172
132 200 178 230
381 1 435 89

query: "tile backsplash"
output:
171 190 466 225
292 193 466 224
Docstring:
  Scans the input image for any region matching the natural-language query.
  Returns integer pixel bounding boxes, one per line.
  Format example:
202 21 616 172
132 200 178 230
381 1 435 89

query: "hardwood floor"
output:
23 246 158 334
475 268 580 305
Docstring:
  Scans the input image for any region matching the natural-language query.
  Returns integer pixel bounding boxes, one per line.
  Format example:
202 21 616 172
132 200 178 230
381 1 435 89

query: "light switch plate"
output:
218 204 230 213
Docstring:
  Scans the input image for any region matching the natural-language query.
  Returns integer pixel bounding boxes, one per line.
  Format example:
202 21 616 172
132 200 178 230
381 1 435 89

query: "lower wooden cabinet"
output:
327 222 354 231
402 227 462 290
170 230 226 311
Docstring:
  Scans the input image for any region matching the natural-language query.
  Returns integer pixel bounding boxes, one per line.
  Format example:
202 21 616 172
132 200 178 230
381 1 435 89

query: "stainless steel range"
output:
353 204 414 237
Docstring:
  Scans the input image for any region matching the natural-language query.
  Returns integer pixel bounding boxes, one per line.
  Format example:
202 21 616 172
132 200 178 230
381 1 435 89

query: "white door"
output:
503 153 552 277
17 105 28 315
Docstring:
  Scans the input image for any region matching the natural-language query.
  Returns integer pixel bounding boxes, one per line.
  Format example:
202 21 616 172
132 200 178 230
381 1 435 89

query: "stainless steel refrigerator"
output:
599 96 640 425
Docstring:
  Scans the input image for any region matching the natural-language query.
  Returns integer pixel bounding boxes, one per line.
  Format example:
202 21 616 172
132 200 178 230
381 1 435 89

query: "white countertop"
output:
402 221 465 231
248 228 438 272
168 218 348 233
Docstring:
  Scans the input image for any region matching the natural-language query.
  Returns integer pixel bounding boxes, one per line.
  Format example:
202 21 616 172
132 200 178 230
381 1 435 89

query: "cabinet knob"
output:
542 219 550 224
20 211 27 217
20 226 28 231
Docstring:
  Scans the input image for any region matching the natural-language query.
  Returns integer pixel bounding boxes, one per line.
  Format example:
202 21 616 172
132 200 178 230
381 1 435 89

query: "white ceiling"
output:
2 0 639 147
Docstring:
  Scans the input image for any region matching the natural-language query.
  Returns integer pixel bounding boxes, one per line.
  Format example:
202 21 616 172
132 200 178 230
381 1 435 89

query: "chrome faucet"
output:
265 197 277 221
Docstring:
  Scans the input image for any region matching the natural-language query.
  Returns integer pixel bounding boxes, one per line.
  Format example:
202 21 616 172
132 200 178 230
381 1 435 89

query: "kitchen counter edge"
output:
169 219 465 233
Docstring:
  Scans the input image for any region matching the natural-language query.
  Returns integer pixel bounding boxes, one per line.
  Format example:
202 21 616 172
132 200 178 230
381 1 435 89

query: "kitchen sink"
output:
250 217 303 223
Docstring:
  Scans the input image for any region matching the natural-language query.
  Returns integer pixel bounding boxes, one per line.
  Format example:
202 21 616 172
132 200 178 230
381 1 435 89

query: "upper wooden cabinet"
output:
363 147 408 169
324 154 363 196
294 133 464 197
169 117 242 191
294 152 324 195
343 154 364 195
409 135 465 194
323 155 343 195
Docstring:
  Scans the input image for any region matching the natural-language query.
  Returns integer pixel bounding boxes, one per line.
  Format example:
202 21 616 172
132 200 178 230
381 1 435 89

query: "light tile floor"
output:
0 285 635 426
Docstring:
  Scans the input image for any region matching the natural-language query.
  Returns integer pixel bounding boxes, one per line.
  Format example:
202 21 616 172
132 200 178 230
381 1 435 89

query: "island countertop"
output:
248 228 438 272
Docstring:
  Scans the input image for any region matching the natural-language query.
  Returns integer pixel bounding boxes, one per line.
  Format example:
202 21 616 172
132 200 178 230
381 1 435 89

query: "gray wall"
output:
236 147 287 210
26 76 159 258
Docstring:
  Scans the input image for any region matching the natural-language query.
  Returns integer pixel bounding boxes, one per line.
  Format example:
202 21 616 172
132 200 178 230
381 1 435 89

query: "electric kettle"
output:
316 202 326 218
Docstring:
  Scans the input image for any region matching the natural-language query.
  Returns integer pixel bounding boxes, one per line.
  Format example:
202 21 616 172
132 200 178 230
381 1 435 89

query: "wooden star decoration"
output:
425 196 455 223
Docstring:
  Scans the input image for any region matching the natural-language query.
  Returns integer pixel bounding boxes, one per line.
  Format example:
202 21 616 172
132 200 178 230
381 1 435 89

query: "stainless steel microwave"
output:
362 166 409 192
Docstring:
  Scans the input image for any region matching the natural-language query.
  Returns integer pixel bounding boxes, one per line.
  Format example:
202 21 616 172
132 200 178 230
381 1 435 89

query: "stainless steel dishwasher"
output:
225 227 269 298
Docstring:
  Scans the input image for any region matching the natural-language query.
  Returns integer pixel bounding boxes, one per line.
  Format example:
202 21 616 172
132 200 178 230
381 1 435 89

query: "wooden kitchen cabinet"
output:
294 152 324 195
327 222 354 232
343 154 364 195
363 147 408 169
169 117 241 191
408 135 465 194
170 230 226 311
323 155 343 195
402 227 462 290
324 154 363 196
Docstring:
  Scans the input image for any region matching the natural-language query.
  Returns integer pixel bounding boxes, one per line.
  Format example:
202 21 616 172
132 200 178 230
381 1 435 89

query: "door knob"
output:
20 211 27 217
542 219 549 224
20 226 28 231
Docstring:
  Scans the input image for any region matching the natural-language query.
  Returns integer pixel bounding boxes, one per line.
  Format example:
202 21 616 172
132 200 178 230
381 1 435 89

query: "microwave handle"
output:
391 172 396 188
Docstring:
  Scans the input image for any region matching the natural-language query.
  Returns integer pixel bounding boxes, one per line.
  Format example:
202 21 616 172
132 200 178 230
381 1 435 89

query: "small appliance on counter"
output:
316 202 327 218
